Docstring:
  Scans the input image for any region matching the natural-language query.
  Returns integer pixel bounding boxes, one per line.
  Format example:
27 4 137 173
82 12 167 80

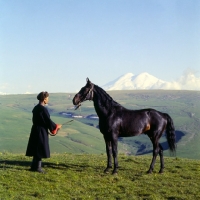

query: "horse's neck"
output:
93 85 119 117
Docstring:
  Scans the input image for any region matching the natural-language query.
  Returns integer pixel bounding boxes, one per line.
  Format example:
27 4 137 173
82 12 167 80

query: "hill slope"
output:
0 90 200 159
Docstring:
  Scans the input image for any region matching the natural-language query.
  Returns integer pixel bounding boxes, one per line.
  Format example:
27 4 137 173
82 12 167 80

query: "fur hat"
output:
37 91 49 101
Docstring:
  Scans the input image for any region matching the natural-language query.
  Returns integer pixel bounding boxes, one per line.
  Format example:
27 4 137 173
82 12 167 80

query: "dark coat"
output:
26 104 56 158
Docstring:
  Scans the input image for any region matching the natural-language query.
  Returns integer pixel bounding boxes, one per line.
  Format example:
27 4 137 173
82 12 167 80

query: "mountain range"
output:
102 72 200 91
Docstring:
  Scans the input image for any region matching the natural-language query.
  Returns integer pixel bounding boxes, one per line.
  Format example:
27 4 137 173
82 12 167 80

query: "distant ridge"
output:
102 72 200 91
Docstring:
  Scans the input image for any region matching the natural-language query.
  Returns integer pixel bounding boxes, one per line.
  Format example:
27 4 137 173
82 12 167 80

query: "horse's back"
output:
110 108 167 137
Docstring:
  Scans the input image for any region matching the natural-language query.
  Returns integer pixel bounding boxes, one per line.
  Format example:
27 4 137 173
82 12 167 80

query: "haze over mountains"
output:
102 72 200 91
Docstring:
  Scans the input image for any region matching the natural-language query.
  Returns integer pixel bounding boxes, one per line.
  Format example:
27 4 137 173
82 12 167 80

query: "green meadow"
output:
0 153 200 200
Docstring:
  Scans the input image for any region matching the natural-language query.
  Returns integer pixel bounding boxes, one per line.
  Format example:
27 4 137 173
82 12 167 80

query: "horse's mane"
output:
94 84 122 108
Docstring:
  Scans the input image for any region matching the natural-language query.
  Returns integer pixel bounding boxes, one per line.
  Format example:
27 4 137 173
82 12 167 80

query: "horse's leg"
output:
158 143 164 173
147 135 160 174
111 139 118 175
104 139 112 173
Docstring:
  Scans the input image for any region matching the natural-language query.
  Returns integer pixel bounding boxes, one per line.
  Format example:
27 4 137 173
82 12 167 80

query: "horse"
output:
72 78 176 174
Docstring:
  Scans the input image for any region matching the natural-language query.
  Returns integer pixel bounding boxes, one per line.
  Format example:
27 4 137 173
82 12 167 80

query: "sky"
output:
0 0 200 94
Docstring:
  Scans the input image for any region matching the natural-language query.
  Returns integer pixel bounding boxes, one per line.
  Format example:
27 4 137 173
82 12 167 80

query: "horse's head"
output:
72 78 94 109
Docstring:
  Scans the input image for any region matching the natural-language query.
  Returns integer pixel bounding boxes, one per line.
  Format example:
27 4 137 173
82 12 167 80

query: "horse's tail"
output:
164 113 176 154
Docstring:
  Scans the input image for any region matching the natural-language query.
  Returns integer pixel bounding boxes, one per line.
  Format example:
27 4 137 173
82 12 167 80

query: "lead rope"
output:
78 104 82 116
49 119 74 136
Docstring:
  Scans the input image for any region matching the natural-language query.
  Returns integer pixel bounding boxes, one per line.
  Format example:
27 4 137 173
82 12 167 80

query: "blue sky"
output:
0 0 200 94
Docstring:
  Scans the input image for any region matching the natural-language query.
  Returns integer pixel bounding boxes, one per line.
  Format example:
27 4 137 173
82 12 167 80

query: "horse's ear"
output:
86 78 90 83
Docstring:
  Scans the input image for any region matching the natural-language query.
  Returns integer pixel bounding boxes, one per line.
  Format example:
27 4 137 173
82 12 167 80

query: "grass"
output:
0 153 200 200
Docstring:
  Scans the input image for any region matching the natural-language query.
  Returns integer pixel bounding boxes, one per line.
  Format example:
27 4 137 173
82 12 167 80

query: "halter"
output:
87 84 94 101
74 84 94 110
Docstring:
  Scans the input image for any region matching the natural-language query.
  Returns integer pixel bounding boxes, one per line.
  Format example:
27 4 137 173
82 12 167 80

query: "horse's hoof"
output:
147 170 152 174
104 168 111 173
159 169 164 174
112 171 118 175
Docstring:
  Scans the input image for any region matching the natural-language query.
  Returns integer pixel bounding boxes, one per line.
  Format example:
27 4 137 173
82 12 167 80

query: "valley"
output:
0 90 200 159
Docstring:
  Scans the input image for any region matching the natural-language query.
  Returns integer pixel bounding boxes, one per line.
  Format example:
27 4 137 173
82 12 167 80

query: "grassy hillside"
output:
0 106 105 154
0 153 200 199
0 90 200 159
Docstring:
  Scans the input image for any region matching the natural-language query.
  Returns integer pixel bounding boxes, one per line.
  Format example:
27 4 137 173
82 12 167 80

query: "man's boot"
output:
30 157 37 171
37 161 46 174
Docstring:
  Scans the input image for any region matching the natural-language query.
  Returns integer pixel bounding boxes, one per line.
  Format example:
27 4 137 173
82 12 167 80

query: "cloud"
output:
0 83 34 95
177 70 200 90
0 92 7 95
160 81 182 90
0 83 9 95
159 69 200 90
0 83 9 90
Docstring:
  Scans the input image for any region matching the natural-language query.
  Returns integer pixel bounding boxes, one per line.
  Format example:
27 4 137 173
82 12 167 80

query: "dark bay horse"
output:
72 78 176 174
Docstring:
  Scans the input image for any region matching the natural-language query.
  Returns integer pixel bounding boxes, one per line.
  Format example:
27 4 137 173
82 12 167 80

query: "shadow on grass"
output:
0 160 96 172
0 160 158 176
44 162 94 172
0 160 30 168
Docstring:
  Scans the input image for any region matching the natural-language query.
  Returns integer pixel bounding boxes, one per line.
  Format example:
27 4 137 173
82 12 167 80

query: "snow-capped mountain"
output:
102 72 200 91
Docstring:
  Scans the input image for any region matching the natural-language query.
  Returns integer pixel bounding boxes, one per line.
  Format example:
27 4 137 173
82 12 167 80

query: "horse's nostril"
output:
72 96 79 105
72 98 76 105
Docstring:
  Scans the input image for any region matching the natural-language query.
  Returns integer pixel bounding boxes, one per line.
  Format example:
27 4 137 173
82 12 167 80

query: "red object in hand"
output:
50 124 60 135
